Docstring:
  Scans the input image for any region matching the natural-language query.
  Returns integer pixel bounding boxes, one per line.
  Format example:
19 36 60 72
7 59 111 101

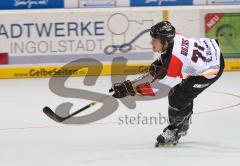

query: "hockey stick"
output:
43 100 102 123
43 73 149 123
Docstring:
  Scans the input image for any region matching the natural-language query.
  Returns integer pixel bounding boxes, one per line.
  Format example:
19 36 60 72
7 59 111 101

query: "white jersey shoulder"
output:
172 34 221 79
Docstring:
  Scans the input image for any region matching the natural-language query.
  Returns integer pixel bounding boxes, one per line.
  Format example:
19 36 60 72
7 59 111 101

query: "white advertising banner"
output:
64 0 130 8
207 0 240 5
0 8 162 58
193 0 240 5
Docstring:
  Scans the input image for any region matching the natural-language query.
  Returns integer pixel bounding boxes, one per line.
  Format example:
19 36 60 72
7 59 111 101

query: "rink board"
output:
0 6 240 78
0 60 238 78
0 63 150 79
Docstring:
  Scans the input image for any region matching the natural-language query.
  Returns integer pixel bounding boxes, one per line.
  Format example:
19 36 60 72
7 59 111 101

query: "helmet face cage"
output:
150 21 176 43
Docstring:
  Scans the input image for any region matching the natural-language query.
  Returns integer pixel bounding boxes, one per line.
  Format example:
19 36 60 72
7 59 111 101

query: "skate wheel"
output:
155 142 160 148
155 142 178 148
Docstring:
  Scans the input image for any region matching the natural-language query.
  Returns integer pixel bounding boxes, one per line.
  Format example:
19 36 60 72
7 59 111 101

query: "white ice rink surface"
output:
0 71 240 166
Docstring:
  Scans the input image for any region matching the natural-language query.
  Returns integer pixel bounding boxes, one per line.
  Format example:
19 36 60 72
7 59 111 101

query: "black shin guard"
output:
168 102 193 132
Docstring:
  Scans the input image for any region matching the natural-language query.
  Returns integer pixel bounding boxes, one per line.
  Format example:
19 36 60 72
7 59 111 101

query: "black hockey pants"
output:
167 54 225 131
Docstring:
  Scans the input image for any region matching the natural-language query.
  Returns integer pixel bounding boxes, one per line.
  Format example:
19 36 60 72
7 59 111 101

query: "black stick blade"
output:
43 107 65 123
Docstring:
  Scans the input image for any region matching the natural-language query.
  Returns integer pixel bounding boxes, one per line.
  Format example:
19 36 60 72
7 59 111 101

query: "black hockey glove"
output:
109 80 136 98
149 59 167 79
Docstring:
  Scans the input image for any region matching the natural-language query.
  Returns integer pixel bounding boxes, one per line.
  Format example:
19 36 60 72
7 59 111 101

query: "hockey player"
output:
109 21 225 146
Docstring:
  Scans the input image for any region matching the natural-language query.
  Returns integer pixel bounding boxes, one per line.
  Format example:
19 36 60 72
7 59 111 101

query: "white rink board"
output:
0 6 239 58
0 5 239 78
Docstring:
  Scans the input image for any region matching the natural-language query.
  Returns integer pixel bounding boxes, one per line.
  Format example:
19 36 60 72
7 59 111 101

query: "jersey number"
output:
192 42 206 63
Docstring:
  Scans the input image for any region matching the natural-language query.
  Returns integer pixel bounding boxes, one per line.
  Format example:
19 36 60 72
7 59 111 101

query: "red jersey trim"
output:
167 55 183 78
